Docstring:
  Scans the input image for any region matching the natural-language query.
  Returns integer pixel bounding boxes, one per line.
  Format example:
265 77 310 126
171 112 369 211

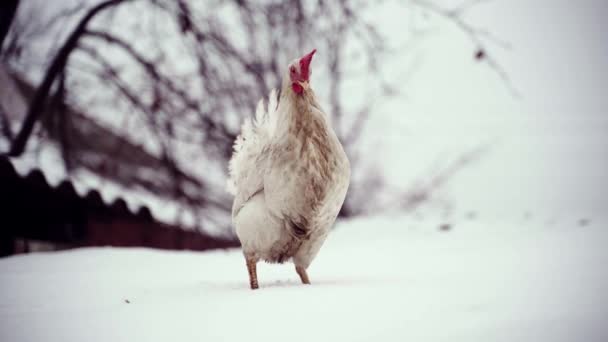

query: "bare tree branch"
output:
0 0 19 50
7 0 132 157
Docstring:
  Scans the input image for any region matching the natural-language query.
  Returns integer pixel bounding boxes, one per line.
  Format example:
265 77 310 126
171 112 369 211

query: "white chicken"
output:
227 49 350 289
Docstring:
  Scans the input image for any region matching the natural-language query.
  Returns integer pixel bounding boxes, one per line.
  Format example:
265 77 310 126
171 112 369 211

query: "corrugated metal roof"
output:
1 156 153 221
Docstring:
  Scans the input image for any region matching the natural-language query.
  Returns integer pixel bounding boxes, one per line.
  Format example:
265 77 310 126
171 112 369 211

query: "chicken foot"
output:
295 265 311 285
246 257 259 290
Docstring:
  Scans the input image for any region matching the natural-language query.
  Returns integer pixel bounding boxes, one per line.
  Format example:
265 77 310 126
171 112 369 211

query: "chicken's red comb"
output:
299 49 316 80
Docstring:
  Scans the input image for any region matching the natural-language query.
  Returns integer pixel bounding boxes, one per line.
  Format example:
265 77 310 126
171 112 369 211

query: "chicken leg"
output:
295 265 311 285
246 257 259 290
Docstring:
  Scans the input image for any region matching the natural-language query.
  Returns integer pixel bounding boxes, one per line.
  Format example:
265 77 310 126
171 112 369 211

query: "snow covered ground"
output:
1 215 607 342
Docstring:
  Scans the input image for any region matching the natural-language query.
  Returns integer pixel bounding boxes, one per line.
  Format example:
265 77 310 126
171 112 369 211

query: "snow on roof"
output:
6 144 197 229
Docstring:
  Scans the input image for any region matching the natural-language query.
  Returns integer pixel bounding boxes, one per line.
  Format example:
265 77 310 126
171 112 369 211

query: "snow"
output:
1 215 607 342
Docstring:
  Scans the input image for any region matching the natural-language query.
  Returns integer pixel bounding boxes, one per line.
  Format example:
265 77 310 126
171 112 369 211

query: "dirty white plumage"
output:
227 50 350 289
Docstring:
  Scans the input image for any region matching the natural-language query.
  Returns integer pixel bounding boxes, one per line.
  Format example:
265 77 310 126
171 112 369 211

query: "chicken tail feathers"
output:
227 89 278 195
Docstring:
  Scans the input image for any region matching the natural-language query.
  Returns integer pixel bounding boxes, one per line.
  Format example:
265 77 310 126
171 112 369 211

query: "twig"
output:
411 0 519 97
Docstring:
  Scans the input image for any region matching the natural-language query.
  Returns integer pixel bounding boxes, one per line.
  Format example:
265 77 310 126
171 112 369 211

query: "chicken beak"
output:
296 80 310 91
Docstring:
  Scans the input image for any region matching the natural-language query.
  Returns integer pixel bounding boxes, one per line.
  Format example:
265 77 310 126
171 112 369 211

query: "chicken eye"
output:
290 66 296 74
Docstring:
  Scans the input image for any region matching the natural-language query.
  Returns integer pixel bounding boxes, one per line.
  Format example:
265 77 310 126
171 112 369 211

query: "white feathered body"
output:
228 87 350 268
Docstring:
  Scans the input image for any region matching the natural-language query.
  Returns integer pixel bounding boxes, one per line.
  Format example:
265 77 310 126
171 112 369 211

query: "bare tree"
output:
1 0 510 230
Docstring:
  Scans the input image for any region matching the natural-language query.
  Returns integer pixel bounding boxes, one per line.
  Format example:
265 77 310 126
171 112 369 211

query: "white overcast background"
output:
368 0 608 222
